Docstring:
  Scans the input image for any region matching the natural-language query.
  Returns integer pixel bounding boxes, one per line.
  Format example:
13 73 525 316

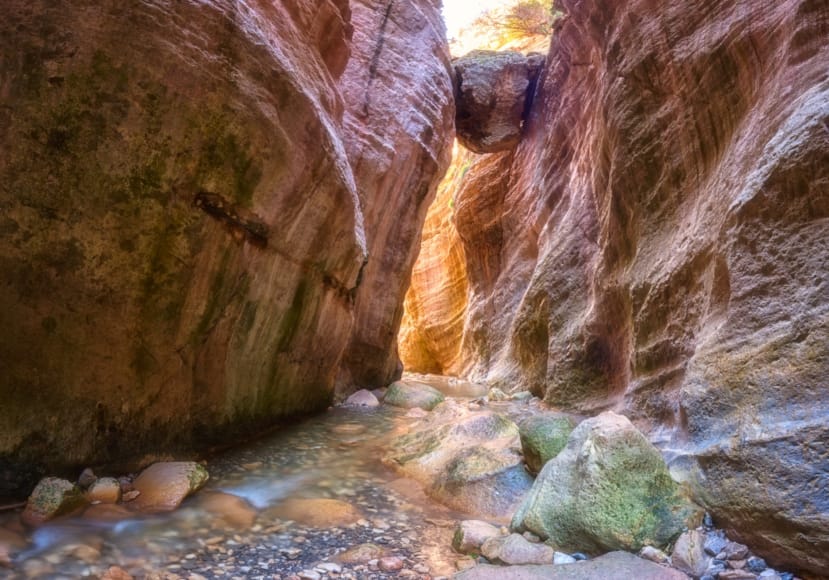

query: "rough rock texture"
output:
454 50 544 153
512 412 699 554
21 477 86 526
0 0 453 495
454 551 689 580
404 0 829 573
518 414 577 474
335 0 455 390
384 401 532 519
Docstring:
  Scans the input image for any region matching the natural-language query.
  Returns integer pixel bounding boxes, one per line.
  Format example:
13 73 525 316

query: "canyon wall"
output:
403 0 828 574
0 0 453 495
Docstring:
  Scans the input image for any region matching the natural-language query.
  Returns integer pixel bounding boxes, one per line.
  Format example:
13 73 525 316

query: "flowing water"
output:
0 399 487 579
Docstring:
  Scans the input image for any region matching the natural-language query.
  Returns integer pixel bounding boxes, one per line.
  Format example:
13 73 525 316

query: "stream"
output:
0 385 496 580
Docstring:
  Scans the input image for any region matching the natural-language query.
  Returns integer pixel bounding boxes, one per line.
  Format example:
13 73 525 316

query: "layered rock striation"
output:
0 0 452 495
403 0 829 574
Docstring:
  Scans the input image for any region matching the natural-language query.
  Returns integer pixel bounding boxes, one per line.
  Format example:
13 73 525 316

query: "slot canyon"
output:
0 0 826 579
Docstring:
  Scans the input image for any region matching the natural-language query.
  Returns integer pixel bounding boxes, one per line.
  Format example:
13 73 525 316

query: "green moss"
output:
519 414 576 473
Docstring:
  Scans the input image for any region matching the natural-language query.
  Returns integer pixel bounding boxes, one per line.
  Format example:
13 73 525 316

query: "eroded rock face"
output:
335 0 455 390
0 0 452 495
454 50 543 153
404 0 828 573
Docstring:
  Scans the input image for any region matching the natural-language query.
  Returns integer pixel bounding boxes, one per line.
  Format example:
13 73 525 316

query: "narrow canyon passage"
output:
0 0 827 578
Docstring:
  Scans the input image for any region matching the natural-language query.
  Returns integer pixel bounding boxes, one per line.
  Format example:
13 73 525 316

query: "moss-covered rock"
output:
383 380 445 411
21 477 86 526
518 414 577 474
511 411 700 553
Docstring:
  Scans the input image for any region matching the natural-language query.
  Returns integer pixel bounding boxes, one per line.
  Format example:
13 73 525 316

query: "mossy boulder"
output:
383 380 445 410
21 477 87 526
511 411 700 553
519 414 578 474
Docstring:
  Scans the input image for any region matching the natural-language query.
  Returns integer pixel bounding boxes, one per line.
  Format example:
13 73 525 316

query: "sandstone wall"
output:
0 0 452 495
403 0 828 574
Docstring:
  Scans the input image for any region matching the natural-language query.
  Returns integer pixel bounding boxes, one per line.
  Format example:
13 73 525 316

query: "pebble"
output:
747 556 767 573
378 556 404 571
298 571 321 580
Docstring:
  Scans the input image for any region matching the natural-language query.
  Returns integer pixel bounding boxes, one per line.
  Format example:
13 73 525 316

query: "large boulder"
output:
383 380 445 410
453 50 544 153
129 461 208 513
518 414 577 474
21 477 86 526
512 412 699 553
454 550 688 580
385 401 532 518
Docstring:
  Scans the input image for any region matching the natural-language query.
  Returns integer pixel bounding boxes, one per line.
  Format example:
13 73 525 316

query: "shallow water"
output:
0 404 476 579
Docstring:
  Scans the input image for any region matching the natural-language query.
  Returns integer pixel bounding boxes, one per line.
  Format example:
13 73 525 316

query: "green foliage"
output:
475 0 557 39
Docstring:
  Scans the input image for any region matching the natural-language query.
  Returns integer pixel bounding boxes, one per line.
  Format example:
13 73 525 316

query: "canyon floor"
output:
0 376 802 580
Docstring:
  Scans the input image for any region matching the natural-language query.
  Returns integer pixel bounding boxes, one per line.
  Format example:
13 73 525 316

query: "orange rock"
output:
199 492 257 529
130 462 208 513
271 498 361 528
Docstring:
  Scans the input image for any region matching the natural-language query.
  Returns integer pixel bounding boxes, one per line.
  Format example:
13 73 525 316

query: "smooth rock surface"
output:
270 497 361 528
383 380 446 410
130 461 208 513
401 0 829 574
343 389 380 407
481 533 554 565
454 550 689 579
672 530 711 578
86 477 121 504
453 520 502 553
512 412 699 553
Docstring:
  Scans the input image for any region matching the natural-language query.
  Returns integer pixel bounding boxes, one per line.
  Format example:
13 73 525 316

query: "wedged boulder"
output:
385 401 531 518
453 520 502 554
129 461 209 513
481 533 554 565
384 380 445 410
454 50 544 153
21 477 86 525
454 550 689 580
518 414 577 474
512 412 700 553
